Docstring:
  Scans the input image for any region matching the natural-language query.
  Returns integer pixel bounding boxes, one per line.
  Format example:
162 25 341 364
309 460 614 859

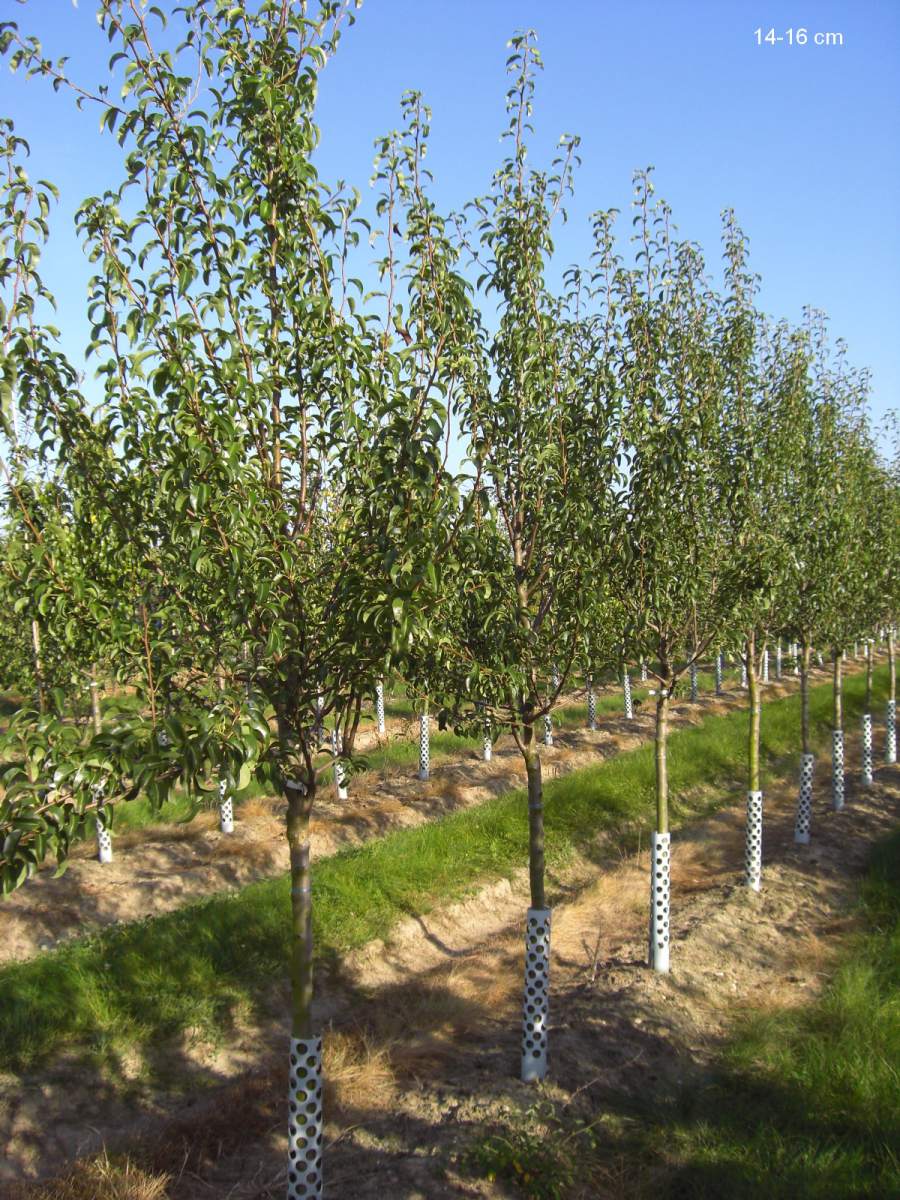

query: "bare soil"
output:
0 665 816 966
3 675 897 1198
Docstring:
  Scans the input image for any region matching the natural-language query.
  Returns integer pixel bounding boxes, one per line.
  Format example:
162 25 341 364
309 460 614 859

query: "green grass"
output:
0 666 888 1083
643 828 900 1200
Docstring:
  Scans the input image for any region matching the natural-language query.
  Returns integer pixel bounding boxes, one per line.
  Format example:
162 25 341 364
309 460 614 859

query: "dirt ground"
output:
3 665 896 1197
0 663 838 965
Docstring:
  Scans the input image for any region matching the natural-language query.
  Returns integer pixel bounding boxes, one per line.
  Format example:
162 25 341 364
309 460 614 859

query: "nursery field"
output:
1 4 898 1199
2 662 898 1198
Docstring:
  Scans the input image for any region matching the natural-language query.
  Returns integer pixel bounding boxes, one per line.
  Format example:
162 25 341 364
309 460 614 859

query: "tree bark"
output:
833 649 843 731
747 632 761 793
522 720 545 909
654 684 670 834
800 638 811 755
90 664 102 736
31 619 45 712
286 779 315 1039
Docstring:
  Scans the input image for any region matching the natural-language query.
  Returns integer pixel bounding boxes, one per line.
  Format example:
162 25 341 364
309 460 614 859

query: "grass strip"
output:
645 826 900 1199
0 667 889 1079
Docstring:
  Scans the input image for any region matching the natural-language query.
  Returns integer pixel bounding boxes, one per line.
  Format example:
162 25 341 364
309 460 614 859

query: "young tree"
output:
715 217 811 890
437 33 622 1080
1 8 478 1197
610 171 728 971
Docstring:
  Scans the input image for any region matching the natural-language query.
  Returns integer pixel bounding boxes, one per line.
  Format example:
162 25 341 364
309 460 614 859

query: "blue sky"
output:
2 0 898 438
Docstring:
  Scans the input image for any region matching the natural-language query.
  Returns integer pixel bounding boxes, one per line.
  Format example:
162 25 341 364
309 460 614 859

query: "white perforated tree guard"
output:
816 651 823 668
287 1035 323 1200
794 752 815 844
95 788 113 863
689 663 698 702
745 790 763 891
792 643 800 675
854 640 859 659
543 712 553 747
775 643 782 680
551 666 560 692
418 713 430 780
331 729 348 801
832 729 845 811
375 680 385 737
640 659 648 682
587 676 597 730
715 653 724 695
648 831 671 973
623 673 633 719
218 773 234 834
762 649 769 684
521 907 551 1082
887 700 897 765
740 660 748 689
483 725 492 762
861 712 873 787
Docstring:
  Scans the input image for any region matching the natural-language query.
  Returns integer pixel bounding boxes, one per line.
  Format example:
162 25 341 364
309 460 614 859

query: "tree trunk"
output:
286 779 315 1038
832 651 845 810
520 717 550 1082
886 628 897 765
649 682 671 972
90 664 102 736
522 721 545 909
865 639 873 710
833 650 843 731
654 685 670 835
285 775 323 1198
31 619 45 712
747 633 761 794
800 639 811 755
745 632 763 891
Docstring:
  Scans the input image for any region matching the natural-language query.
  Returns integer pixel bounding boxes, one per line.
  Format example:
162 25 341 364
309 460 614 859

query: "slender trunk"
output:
90 664 102 736
800 639 811 755
286 779 315 1038
889 628 896 703
650 675 672 971
747 632 761 793
865 640 873 711
31 619 45 712
833 650 843 731
655 684 670 833
522 720 545 909
832 651 845 810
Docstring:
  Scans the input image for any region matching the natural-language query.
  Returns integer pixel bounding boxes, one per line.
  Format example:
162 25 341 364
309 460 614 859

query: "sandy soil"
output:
3 679 896 1196
0 663 820 966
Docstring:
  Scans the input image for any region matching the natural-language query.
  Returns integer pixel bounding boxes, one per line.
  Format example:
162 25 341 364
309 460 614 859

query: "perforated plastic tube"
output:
287 1036 323 1200
648 831 671 973
745 790 762 891
832 729 845 811
521 907 551 1082
794 753 815 844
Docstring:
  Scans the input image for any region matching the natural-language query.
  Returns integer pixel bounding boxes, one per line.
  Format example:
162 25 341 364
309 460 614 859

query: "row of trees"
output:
1 6 897 1197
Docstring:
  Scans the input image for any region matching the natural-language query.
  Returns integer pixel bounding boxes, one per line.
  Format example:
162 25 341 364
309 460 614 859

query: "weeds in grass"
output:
466 1100 600 1199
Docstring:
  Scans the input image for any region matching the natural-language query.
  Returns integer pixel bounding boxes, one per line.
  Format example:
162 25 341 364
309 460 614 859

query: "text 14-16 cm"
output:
755 28 844 47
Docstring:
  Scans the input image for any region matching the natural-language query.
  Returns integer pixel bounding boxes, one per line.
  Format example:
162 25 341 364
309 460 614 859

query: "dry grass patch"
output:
323 1027 397 1120
10 1153 171 1200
